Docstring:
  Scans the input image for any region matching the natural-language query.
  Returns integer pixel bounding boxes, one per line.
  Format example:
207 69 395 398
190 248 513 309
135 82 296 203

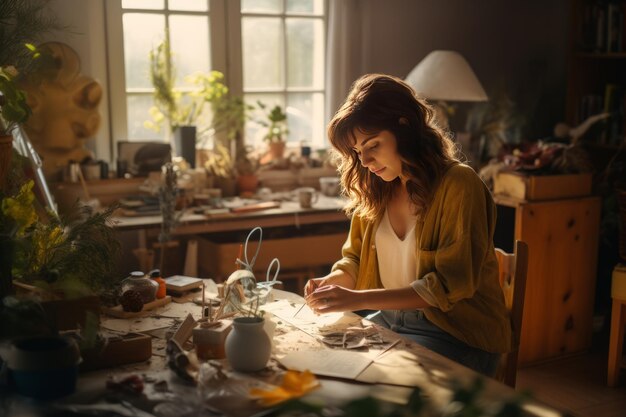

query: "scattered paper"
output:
356 349 426 386
279 349 373 380
262 299 360 337
101 316 174 333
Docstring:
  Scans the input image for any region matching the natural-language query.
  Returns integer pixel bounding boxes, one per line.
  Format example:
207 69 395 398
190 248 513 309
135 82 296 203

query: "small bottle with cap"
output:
149 269 167 299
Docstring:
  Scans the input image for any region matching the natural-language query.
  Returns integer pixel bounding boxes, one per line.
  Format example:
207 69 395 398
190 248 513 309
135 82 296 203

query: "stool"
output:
608 264 626 387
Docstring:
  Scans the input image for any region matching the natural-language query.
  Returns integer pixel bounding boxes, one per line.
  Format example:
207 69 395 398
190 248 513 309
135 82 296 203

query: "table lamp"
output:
404 50 488 130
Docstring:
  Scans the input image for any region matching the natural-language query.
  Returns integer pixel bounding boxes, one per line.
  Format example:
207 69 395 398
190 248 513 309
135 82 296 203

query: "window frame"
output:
104 0 326 160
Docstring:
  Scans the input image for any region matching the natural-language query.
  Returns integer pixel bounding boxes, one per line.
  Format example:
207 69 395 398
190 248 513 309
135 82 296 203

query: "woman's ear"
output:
399 117 409 125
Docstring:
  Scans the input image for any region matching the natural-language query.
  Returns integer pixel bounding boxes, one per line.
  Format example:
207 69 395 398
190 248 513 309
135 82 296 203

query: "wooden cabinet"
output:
495 195 601 365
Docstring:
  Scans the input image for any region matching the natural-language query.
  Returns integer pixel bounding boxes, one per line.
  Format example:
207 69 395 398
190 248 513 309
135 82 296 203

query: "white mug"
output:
297 187 318 208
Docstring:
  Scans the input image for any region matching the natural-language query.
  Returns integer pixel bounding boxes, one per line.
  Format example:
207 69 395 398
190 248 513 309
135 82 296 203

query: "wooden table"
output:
0 289 565 416
111 195 351 283
111 195 349 234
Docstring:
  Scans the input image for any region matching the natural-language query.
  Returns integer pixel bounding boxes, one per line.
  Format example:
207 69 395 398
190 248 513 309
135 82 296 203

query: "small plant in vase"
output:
235 149 260 196
258 104 288 161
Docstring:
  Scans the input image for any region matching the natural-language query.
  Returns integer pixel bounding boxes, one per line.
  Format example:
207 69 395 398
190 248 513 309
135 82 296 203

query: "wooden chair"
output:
495 240 529 388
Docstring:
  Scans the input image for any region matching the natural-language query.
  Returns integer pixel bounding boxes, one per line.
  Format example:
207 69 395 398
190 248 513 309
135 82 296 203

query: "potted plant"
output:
258 104 288 160
146 35 254 170
204 144 237 197
235 149 260 196
1 155 121 339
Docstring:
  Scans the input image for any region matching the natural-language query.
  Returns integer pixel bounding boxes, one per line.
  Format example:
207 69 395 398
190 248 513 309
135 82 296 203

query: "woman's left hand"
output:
305 285 363 313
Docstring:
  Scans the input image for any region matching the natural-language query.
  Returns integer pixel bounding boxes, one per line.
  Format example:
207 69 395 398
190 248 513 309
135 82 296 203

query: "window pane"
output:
241 0 282 14
287 92 324 146
244 93 284 146
169 15 210 87
242 17 284 89
286 0 324 15
123 13 165 89
127 94 164 140
169 0 208 11
122 0 164 9
286 18 324 89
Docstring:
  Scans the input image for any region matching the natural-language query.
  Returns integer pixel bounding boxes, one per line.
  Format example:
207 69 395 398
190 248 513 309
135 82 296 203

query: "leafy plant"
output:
235 148 260 176
0 0 64 72
145 35 254 149
204 143 236 179
11 204 122 297
0 65 31 135
258 103 288 143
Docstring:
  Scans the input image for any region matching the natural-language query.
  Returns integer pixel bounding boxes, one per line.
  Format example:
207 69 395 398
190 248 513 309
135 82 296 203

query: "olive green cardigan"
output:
332 164 512 353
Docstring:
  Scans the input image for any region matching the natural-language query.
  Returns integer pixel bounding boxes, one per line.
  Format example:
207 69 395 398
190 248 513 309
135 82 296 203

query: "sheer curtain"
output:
325 0 365 126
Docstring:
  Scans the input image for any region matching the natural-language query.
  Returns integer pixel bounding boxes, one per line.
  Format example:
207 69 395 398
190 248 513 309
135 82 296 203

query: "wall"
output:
359 0 570 138
43 0 569 162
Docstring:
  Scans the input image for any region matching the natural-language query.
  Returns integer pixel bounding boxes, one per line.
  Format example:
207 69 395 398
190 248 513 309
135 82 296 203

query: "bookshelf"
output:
567 0 626 149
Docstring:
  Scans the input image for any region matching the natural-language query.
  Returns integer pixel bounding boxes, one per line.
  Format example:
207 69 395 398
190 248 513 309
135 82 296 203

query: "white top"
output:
375 208 418 289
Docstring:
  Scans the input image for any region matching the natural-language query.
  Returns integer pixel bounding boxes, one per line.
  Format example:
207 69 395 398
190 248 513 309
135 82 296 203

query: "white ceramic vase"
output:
225 316 271 372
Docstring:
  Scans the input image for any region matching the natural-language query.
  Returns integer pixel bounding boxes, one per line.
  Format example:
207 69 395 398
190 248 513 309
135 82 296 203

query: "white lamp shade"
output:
405 50 488 102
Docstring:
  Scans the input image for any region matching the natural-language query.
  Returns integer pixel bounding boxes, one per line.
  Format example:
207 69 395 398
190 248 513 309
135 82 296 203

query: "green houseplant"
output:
258 104 288 160
145 35 255 167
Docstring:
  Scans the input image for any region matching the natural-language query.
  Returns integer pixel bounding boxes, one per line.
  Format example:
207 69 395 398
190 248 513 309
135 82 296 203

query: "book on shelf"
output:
579 1 625 53
607 3 623 52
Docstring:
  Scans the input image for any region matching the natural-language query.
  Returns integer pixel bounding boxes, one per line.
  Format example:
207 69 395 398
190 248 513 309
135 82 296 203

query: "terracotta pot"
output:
237 174 259 195
268 141 286 160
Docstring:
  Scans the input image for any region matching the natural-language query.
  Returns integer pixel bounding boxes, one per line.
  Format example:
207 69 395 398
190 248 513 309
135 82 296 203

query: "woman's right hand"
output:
304 277 331 297
303 270 355 297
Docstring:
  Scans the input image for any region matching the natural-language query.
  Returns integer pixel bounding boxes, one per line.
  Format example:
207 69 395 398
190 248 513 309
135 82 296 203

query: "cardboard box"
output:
493 172 592 201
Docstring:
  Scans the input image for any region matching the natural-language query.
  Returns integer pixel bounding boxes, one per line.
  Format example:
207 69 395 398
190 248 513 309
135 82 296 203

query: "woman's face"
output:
352 129 403 182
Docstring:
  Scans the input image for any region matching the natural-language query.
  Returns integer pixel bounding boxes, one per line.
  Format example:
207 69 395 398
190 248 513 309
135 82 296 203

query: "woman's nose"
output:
360 150 373 167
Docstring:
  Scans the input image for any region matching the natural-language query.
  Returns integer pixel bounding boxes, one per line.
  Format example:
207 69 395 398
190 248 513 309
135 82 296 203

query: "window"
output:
240 0 326 148
105 0 326 157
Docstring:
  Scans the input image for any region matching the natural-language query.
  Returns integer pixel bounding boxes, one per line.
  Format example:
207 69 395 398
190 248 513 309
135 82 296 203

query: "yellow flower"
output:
2 180 37 236
30 225 66 272
249 370 319 407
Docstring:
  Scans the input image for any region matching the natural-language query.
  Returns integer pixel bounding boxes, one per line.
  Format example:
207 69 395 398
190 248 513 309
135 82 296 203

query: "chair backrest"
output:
495 240 529 388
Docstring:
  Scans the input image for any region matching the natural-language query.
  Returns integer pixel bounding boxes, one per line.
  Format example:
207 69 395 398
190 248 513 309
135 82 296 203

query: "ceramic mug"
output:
297 187 318 208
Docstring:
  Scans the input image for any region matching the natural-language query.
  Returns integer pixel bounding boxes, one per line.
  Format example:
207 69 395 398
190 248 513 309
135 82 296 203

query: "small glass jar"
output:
121 271 158 304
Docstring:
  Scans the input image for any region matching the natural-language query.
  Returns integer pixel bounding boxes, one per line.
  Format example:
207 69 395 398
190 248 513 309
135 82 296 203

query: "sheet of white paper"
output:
278 349 373 380
355 349 426 386
262 299 361 337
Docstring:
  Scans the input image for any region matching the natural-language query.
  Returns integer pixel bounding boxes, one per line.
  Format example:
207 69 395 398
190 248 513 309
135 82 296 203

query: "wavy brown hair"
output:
328 73 459 221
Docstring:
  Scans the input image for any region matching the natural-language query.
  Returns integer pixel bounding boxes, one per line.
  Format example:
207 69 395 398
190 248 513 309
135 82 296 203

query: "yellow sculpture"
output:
21 42 102 180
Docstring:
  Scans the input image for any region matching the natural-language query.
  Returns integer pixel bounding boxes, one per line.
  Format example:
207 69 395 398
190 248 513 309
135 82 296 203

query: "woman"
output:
304 74 511 376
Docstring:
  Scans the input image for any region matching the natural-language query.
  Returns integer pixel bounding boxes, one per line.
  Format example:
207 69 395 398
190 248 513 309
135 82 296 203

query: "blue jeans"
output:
368 310 500 377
